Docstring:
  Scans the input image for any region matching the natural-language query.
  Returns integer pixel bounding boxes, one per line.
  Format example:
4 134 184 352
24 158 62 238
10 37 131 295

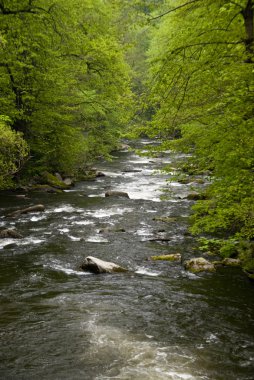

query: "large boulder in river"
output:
105 190 129 199
80 256 128 274
184 257 216 273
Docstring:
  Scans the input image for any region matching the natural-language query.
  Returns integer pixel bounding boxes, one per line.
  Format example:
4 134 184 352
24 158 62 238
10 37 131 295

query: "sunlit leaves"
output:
0 0 134 180
145 0 254 240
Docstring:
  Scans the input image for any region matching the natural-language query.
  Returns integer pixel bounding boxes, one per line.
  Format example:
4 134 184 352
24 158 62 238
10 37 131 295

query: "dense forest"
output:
0 0 253 274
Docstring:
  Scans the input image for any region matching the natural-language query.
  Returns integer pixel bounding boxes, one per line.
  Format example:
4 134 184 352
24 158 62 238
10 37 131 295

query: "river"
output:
0 140 254 380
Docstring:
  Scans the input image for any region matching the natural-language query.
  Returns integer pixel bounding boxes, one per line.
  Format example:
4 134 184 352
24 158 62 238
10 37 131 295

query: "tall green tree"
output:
0 0 133 182
146 1 254 248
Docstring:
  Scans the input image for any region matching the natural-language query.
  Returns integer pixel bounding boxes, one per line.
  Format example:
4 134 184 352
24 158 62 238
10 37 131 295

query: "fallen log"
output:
6 204 45 218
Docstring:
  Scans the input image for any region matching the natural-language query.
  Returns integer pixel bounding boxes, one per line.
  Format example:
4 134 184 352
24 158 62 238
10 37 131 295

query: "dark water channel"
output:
1 141 254 380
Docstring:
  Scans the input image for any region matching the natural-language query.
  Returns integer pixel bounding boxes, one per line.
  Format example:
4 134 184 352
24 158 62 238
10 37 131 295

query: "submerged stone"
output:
0 228 23 239
105 190 129 198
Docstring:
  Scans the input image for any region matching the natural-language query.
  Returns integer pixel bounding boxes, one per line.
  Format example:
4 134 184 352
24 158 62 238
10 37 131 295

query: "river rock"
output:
15 194 29 199
184 257 216 273
41 172 70 189
213 258 242 267
63 177 74 186
105 190 130 199
99 227 126 233
31 185 62 193
222 258 241 267
54 172 63 181
150 253 181 262
122 168 142 173
0 228 23 239
118 143 131 151
80 256 128 274
153 216 177 223
6 204 45 218
96 171 106 177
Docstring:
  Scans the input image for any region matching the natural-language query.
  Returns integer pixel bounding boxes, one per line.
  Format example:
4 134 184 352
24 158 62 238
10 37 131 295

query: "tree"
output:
0 115 28 188
0 0 134 180
145 1 254 249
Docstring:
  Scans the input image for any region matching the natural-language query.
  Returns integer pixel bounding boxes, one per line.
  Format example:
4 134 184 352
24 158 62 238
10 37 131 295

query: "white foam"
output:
83 317 198 380
85 207 132 219
49 263 90 276
135 228 152 236
30 215 47 222
68 235 81 241
99 170 122 178
86 235 109 243
0 238 16 249
72 220 94 226
58 228 70 233
49 205 83 213
135 267 161 277
18 237 45 246
165 372 195 379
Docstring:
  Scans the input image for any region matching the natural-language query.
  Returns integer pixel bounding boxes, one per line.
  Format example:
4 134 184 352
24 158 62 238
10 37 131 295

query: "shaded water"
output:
0 141 254 380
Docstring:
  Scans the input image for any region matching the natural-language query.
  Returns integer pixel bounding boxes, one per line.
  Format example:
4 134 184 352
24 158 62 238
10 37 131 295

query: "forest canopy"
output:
144 0 254 262
0 0 134 182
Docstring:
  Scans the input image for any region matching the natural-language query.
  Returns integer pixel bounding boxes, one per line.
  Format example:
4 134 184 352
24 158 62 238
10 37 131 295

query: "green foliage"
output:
198 237 237 257
0 115 29 188
0 0 134 180
144 0 254 242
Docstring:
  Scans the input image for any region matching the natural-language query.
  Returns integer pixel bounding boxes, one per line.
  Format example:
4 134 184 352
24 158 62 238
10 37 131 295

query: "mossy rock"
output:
153 216 177 223
186 192 207 201
31 184 63 193
41 172 70 189
76 169 98 181
150 253 181 262
222 258 241 267
177 177 191 184
195 178 205 184
184 257 216 273
213 258 241 267
243 258 254 280
244 272 254 281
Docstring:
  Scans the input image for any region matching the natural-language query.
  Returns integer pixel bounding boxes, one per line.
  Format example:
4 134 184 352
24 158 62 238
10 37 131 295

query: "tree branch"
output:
0 1 36 15
228 1 244 9
0 1 55 15
149 0 202 21
170 40 243 55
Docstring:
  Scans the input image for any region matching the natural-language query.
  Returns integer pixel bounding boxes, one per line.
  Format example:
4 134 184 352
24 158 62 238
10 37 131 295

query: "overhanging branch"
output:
149 0 202 21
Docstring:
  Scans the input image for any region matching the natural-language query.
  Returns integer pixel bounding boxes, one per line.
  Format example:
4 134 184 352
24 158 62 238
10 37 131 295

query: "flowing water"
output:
0 141 254 380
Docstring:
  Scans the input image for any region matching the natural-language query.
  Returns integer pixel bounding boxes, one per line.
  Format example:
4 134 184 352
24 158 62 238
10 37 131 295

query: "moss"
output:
184 257 216 273
31 184 62 193
150 254 181 261
153 216 177 223
76 170 98 181
243 258 254 273
42 172 70 189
